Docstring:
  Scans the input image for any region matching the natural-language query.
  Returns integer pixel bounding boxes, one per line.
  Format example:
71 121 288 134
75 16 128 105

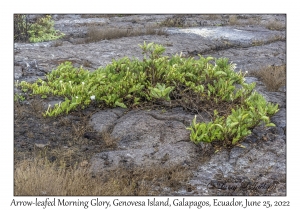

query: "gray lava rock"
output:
14 66 23 79
34 140 50 148
90 108 199 171
189 135 286 196
271 108 286 132
90 108 126 133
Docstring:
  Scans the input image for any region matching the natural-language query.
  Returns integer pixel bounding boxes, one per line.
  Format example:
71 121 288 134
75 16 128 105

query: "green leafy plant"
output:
187 113 224 143
14 14 64 43
17 42 279 146
187 92 278 145
14 14 33 42
28 15 64 43
14 93 26 102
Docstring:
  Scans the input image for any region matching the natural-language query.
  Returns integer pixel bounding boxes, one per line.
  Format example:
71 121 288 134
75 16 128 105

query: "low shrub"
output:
18 42 279 146
14 14 33 42
28 15 64 43
81 14 133 19
14 14 64 43
252 35 285 46
160 15 187 27
265 20 285 31
207 14 221 20
249 65 286 91
228 15 239 25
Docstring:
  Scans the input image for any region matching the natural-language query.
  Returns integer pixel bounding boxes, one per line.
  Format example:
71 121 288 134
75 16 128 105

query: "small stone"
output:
100 153 108 160
35 142 49 148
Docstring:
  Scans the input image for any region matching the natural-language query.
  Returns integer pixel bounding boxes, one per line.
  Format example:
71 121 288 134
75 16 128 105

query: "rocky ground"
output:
14 14 286 196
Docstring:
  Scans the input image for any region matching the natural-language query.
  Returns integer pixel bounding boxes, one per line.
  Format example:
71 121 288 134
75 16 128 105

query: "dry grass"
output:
202 15 262 26
160 15 187 27
252 35 285 46
85 25 167 43
14 157 192 196
247 17 261 25
251 39 265 46
249 65 286 91
207 14 221 20
82 59 93 68
81 14 133 19
100 131 119 148
265 20 285 31
228 15 239 25
52 40 63 47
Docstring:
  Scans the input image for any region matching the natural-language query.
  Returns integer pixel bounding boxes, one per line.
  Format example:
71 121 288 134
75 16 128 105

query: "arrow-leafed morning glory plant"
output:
17 42 279 145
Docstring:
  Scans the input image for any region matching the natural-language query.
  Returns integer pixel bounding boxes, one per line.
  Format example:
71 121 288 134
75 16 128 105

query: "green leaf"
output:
232 136 240 144
266 123 276 127
229 122 239 128
206 57 214 61
261 116 269 121
214 71 227 77
242 114 249 120
192 115 197 126
115 101 127 108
